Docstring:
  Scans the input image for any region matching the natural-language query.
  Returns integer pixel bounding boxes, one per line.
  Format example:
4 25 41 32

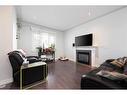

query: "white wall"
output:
55 30 64 58
12 7 17 50
0 6 17 85
17 21 64 59
64 7 127 66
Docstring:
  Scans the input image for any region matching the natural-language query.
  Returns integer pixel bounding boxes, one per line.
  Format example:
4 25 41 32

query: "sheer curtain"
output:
32 27 56 50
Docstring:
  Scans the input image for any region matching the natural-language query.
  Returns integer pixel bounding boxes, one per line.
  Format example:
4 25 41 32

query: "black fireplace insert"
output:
76 50 91 65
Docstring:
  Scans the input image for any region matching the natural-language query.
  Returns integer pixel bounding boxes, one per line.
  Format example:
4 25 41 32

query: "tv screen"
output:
75 34 93 46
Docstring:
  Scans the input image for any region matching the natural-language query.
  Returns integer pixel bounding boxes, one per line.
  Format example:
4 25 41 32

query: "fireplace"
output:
76 50 91 65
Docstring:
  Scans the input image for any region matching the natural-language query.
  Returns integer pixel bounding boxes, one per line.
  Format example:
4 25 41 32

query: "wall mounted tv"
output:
75 34 93 46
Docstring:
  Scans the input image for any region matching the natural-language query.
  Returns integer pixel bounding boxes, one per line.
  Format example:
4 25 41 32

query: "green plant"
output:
50 44 55 49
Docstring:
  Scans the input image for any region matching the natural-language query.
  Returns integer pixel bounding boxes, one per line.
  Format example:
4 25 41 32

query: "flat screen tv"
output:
75 34 93 46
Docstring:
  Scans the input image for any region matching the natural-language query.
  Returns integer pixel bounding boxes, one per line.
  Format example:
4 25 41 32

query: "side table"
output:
20 62 47 89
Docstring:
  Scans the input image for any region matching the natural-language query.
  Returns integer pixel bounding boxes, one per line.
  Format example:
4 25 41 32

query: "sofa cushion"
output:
81 68 125 89
97 70 127 80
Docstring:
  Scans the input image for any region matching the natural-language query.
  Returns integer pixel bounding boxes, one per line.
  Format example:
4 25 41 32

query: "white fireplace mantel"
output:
75 46 99 67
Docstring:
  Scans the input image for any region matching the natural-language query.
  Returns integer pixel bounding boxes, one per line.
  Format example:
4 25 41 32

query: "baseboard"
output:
0 78 13 86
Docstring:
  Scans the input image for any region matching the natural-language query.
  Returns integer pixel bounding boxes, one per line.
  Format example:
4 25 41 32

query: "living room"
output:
1 3 127 92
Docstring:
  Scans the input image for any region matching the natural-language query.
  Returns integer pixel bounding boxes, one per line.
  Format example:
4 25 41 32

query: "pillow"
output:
110 57 127 68
111 59 124 68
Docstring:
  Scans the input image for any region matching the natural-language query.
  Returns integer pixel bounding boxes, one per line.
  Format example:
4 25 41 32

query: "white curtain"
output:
32 27 56 50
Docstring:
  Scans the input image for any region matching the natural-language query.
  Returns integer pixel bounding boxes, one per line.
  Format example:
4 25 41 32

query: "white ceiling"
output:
16 6 125 31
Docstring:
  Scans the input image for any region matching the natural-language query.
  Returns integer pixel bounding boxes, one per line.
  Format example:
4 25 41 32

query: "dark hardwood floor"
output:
1 60 92 89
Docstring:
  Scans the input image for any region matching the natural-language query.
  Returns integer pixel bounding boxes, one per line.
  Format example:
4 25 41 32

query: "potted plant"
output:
49 44 55 51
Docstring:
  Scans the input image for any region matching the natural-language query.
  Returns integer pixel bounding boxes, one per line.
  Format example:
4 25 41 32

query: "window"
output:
32 29 56 50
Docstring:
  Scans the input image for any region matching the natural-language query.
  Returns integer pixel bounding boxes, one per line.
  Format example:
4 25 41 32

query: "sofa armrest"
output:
81 75 123 89
26 56 42 63
26 56 39 59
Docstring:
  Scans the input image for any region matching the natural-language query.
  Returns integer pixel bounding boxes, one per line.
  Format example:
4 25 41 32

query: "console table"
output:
41 51 55 62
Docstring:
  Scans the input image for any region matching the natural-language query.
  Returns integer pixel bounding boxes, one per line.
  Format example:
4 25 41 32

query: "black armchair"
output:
8 51 47 89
